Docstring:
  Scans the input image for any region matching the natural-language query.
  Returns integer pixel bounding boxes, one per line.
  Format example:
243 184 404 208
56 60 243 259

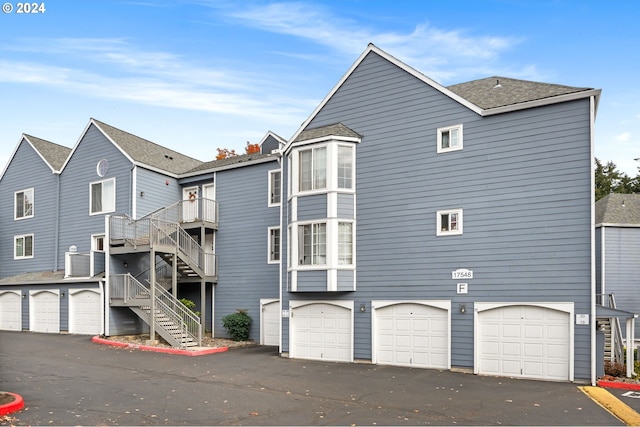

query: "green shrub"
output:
179 298 201 317
222 310 252 341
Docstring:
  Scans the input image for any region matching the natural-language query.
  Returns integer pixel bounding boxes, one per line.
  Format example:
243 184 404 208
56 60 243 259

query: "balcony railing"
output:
65 250 106 278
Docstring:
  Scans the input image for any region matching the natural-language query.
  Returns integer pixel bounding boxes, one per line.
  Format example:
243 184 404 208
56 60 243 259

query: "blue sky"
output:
0 0 638 175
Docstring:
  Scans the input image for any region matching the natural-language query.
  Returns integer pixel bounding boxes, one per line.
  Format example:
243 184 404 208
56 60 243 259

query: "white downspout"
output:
590 95 597 386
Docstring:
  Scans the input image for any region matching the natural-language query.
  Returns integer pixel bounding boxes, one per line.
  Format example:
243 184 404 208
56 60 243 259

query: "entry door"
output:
182 187 199 222
202 184 216 222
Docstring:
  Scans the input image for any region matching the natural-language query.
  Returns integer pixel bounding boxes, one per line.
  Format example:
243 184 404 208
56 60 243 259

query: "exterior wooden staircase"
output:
109 274 202 348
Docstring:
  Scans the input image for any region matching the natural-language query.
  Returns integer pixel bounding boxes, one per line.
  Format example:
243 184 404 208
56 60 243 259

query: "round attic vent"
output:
97 159 109 177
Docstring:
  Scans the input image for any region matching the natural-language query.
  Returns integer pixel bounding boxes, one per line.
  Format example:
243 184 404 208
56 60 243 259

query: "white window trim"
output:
289 142 356 197
437 124 463 153
337 144 355 191
436 209 463 236
14 188 34 220
267 226 280 264
14 233 34 259
91 233 106 252
89 177 116 216
268 169 281 207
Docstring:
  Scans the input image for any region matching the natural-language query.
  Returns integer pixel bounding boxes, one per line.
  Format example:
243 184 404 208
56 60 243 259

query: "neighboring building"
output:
278 44 602 383
595 193 640 343
2 44 629 385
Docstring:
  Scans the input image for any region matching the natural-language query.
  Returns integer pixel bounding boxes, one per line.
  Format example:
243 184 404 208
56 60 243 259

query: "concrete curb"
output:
0 392 24 416
580 386 640 426
91 336 228 356
598 380 640 391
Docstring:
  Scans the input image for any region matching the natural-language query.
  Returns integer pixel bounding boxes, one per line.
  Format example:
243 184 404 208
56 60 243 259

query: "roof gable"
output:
293 123 361 143
286 44 601 149
91 119 203 175
596 193 640 225
0 134 70 181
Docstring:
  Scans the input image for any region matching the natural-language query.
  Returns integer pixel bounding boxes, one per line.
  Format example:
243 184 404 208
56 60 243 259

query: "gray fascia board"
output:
178 155 278 178
480 89 602 117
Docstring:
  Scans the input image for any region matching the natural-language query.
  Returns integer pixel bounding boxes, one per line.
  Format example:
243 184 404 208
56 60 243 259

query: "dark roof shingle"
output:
294 123 361 143
447 76 593 110
24 134 71 171
92 119 203 174
596 193 640 224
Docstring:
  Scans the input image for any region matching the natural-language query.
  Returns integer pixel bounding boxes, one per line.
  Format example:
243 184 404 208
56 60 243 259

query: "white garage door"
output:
478 305 570 381
261 300 280 346
0 291 22 331
30 290 60 333
291 302 352 362
375 302 449 369
69 289 102 335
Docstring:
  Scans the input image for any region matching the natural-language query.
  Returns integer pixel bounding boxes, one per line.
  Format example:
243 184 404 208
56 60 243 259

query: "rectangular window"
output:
437 124 463 153
90 178 115 215
15 188 34 219
92 234 105 251
14 234 34 259
337 146 353 189
299 147 326 191
299 223 326 265
338 222 354 265
269 170 281 205
437 209 463 236
268 227 280 263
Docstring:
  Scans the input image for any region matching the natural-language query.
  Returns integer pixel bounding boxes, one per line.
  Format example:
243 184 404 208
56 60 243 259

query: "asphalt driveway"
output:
0 331 624 425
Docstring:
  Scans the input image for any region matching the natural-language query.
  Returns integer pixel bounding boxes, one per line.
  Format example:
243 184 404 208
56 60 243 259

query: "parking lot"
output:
0 331 627 425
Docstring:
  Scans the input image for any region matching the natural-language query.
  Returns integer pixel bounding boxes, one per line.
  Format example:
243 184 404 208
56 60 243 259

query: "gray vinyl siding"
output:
296 194 327 220
108 306 147 336
58 124 133 268
135 168 181 218
601 226 640 338
296 270 327 291
337 193 355 218
0 141 60 278
337 270 355 291
282 51 593 380
595 227 602 296
213 160 280 340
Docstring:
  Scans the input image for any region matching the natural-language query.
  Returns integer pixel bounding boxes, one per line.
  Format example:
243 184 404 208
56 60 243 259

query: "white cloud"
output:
0 39 308 128
221 1 524 82
617 132 631 142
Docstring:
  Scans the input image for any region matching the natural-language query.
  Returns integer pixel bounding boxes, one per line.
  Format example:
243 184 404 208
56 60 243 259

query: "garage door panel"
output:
70 290 101 335
291 303 352 363
375 302 449 370
0 292 22 331
478 305 569 381
30 291 60 333
261 301 279 346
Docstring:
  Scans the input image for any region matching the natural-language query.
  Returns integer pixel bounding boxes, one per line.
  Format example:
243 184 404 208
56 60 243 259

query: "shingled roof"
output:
24 134 71 172
293 123 361 143
447 76 593 110
185 152 274 174
596 193 640 225
92 119 203 175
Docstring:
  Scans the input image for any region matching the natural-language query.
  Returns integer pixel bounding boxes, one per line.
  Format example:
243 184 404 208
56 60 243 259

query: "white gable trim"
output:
286 44 483 150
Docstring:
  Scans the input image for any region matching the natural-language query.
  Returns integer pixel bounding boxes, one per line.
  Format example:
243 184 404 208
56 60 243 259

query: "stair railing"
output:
151 219 204 274
110 273 202 348
153 282 202 346
608 293 625 364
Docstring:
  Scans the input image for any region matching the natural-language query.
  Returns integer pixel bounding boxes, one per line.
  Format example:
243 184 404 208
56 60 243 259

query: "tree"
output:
215 142 261 160
594 158 640 201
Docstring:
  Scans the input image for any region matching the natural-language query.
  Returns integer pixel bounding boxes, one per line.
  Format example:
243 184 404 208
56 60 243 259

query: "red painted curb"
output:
598 380 640 391
91 336 228 356
0 392 24 416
